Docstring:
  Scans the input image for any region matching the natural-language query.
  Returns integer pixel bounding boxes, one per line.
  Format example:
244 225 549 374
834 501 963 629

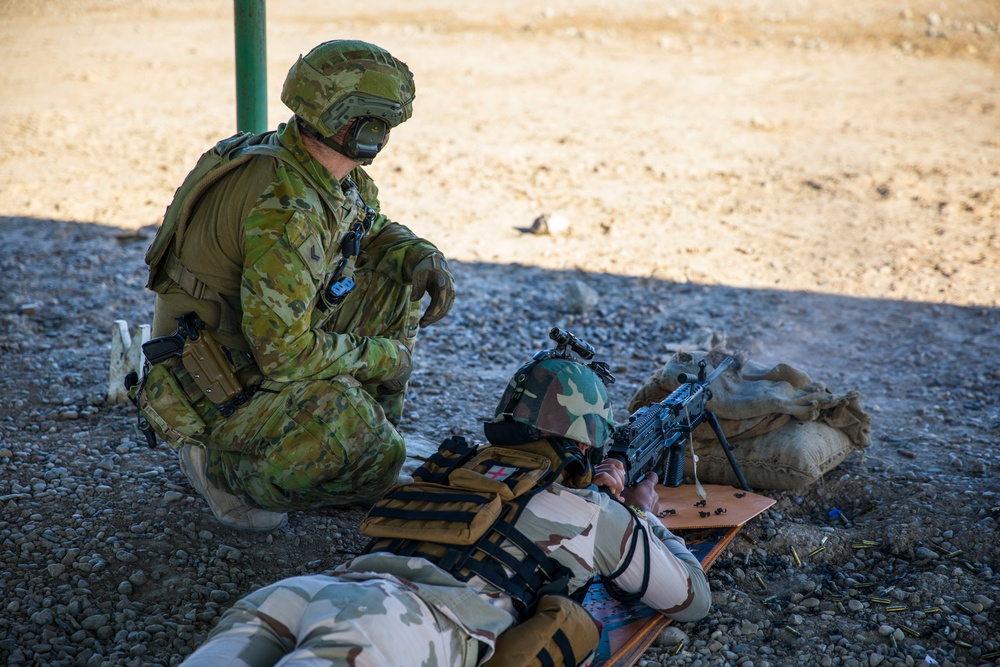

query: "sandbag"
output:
627 348 871 490
684 420 859 490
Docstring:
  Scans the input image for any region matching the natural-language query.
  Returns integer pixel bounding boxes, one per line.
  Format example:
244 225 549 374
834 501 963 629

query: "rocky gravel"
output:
1 219 998 666
2 0 999 664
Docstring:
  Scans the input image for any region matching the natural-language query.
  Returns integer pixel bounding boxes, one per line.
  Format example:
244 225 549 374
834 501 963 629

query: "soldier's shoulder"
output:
252 162 325 215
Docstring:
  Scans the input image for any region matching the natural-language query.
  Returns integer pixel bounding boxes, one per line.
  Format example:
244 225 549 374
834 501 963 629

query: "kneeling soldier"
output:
132 40 455 533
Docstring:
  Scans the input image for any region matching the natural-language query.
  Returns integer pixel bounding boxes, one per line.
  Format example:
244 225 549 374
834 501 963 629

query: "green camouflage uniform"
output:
144 119 442 510
179 470 710 666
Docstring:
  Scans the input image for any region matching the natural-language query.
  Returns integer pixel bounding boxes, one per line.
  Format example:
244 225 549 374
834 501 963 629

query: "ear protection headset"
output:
342 116 390 161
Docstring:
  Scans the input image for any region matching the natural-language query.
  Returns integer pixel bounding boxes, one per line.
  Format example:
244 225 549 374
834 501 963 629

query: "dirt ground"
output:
0 0 998 665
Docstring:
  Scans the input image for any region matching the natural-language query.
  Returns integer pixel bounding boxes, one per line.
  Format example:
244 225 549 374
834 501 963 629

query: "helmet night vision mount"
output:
534 327 616 387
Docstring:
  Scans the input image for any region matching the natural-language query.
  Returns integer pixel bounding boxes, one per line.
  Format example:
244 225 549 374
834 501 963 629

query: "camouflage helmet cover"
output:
281 40 415 138
490 358 615 450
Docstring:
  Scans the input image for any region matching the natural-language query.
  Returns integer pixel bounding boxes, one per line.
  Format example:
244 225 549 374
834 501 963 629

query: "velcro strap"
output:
367 506 480 523
386 489 492 505
552 629 575 667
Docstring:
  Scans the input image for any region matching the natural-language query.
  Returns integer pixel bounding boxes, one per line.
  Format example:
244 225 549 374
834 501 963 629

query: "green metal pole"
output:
234 0 267 134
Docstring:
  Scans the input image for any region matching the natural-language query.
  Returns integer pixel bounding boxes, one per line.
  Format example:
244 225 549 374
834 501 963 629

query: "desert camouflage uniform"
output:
145 119 441 510
180 469 710 666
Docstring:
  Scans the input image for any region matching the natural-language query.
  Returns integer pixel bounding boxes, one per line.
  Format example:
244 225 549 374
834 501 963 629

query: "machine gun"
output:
607 357 751 491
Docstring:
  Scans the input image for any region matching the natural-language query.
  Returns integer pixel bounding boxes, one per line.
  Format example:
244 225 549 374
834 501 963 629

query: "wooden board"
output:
585 485 775 667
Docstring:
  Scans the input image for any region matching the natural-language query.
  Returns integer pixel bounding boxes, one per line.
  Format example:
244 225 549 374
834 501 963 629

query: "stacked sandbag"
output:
627 349 871 490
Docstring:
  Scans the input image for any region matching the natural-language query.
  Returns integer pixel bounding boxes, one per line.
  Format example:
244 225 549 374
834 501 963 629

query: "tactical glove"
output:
354 337 411 387
377 340 412 395
409 253 455 327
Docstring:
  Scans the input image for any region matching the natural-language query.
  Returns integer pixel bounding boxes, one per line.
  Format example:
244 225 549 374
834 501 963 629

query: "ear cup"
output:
343 117 390 160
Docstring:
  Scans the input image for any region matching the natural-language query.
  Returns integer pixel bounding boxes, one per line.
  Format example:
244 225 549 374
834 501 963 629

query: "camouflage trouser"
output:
179 574 478 667
206 374 408 511
214 241 422 510
142 242 422 511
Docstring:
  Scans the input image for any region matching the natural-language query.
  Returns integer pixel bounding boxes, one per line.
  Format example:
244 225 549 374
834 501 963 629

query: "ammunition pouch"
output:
136 362 207 449
483 594 601 667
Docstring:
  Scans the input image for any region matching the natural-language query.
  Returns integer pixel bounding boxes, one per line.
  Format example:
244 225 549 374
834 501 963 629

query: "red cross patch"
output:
484 465 517 481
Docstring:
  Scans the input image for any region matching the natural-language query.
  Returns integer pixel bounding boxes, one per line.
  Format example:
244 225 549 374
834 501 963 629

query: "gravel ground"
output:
1 0 998 665
1 219 997 667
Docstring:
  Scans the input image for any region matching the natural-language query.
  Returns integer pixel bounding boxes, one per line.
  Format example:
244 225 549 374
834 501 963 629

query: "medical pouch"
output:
359 445 553 545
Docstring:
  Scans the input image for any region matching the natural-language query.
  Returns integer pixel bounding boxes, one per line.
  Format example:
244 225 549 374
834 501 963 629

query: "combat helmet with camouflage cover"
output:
485 355 616 452
281 39 415 139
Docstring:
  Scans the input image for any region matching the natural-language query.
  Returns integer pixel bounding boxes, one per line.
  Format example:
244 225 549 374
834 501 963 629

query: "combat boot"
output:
177 444 288 533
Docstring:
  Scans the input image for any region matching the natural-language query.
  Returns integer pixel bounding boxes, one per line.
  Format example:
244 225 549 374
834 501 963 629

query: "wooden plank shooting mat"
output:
585 484 776 667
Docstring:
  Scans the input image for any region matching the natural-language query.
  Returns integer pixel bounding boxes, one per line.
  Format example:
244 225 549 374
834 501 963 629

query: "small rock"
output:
972 594 993 609
115 549 138 563
563 280 599 314
528 212 572 236
18 302 43 315
30 608 55 625
217 545 242 561
209 589 231 603
81 613 110 631
655 626 689 647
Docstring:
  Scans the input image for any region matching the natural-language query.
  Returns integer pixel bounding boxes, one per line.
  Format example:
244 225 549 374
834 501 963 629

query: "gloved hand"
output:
409 253 455 327
377 340 412 395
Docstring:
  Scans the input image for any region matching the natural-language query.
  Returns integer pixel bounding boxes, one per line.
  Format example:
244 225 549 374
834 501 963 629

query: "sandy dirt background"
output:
1 0 999 665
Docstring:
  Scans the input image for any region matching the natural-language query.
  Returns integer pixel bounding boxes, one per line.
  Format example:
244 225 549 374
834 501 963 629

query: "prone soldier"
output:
178 334 711 666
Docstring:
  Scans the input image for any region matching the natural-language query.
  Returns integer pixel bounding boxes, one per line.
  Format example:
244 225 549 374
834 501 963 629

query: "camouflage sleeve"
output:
360 221 444 283
352 166 444 283
595 498 712 623
239 165 406 383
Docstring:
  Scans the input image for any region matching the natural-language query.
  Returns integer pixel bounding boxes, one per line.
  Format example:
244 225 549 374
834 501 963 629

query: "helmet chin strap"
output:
313 132 378 167
313 132 354 158
548 437 595 489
